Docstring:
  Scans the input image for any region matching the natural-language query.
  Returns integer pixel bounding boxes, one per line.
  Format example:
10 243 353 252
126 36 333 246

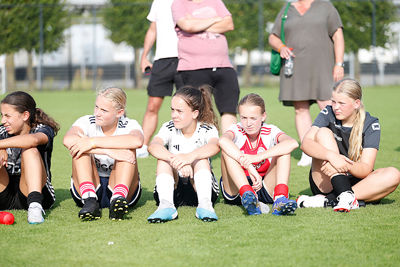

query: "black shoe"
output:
79 197 101 221
109 196 129 221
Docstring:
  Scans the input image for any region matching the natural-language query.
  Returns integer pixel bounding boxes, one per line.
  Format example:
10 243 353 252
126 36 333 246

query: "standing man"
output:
171 0 240 133
137 0 183 158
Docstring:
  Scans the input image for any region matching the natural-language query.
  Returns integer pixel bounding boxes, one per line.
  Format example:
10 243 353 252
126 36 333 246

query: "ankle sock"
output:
331 174 353 196
239 184 255 197
27 191 43 206
111 183 129 201
273 184 289 201
80 181 97 200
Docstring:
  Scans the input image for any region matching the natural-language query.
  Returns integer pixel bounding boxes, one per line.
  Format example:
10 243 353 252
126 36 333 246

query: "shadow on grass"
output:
292 147 302 161
395 146 400 152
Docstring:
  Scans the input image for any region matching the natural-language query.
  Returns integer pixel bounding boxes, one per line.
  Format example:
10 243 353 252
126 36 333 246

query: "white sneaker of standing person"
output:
28 202 45 224
297 194 327 208
136 145 149 158
333 191 359 212
297 152 312 167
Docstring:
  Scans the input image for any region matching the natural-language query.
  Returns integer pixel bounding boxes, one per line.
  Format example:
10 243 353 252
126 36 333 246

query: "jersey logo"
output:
89 116 96 124
173 144 180 151
118 120 128 128
371 123 380 131
321 108 328 115
166 121 175 131
333 133 342 142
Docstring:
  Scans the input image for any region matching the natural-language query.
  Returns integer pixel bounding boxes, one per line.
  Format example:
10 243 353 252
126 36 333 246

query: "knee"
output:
21 147 40 159
315 127 334 143
386 167 400 186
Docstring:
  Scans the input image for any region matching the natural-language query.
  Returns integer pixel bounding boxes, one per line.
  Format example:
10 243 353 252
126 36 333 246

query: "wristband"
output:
335 62 344 67
278 44 286 53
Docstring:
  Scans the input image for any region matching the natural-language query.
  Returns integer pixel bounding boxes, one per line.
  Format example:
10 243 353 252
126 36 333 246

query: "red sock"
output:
274 184 289 200
112 184 129 199
239 184 255 197
79 181 96 199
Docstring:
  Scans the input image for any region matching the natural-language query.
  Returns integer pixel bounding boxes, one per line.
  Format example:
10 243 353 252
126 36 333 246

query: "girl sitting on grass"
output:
63 87 143 221
298 78 400 211
219 93 299 216
0 91 59 224
147 85 220 223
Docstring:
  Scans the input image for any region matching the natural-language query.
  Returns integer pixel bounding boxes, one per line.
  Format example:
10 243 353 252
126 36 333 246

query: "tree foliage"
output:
102 0 150 48
333 0 398 53
225 0 283 51
0 0 68 54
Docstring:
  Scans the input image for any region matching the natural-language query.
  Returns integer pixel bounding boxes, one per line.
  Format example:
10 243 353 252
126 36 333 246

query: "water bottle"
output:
284 48 294 77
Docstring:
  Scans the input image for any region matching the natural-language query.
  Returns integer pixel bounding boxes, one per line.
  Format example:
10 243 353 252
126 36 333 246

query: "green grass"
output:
0 86 399 266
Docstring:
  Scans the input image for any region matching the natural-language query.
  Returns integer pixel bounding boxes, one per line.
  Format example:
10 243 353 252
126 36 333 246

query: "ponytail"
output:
174 85 219 130
333 78 365 161
35 108 60 135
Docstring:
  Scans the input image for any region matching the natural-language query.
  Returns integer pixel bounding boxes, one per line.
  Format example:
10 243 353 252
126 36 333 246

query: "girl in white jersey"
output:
219 93 299 216
63 87 144 221
0 91 58 224
298 78 400 212
147 85 220 223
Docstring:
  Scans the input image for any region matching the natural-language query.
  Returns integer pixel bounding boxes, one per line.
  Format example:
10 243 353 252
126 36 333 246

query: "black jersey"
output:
313 105 380 157
0 124 55 180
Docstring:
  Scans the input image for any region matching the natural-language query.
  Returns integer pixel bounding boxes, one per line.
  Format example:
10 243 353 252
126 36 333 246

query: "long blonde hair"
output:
333 78 365 161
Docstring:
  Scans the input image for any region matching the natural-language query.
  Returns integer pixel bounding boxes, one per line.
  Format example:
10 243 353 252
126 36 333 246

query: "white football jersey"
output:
156 120 218 154
72 115 143 177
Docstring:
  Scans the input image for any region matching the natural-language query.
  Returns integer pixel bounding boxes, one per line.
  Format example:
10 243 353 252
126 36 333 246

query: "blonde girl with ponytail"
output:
298 78 400 212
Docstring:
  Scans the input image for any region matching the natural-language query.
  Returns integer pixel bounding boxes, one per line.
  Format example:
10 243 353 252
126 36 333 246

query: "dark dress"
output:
271 0 343 106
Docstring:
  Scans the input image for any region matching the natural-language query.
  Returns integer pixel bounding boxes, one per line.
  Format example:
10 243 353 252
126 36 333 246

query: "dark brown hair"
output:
1 91 60 135
174 85 219 129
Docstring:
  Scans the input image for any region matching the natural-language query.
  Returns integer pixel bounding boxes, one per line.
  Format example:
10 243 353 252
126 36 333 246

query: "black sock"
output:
331 174 353 196
325 192 337 206
27 191 43 206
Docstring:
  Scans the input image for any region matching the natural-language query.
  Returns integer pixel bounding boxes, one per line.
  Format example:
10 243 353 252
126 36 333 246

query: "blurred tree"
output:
0 0 68 90
103 0 150 89
333 0 397 80
225 0 283 86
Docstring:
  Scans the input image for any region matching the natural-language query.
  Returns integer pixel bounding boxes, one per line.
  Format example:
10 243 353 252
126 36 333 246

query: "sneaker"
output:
79 197 101 221
297 152 312 167
297 194 327 208
136 145 149 158
196 207 218 222
272 196 297 215
241 191 261 215
109 196 129 221
333 191 359 212
147 207 178 223
28 202 45 224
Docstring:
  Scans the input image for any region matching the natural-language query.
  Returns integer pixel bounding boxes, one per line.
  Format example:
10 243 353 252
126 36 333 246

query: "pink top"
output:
172 0 233 71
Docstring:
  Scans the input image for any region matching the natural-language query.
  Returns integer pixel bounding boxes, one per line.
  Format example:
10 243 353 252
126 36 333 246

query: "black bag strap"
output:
280 2 291 44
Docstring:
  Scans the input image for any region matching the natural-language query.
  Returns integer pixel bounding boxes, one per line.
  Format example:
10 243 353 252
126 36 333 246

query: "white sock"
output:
156 173 175 209
194 169 213 211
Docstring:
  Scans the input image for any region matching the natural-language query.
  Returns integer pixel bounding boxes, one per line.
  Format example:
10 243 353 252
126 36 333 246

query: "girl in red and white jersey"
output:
219 93 298 216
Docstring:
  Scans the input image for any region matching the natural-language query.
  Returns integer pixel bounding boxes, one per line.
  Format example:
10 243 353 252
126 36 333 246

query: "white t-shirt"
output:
156 120 218 154
147 0 178 60
72 115 143 177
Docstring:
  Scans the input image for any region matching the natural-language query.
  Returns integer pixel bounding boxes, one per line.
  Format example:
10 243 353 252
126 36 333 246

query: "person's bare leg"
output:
293 101 313 166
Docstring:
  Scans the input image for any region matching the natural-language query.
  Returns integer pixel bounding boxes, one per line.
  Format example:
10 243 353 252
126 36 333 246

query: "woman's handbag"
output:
270 2 291 76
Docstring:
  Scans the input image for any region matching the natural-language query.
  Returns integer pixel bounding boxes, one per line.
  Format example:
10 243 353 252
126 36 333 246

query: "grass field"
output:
0 86 399 266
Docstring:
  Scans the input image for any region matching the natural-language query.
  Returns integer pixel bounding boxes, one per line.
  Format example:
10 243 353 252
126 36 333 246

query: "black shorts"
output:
309 169 362 196
147 57 183 97
153 174 219 207
70 176 142 209
220 176 274 205
0 175 55 210
179 67 240 115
